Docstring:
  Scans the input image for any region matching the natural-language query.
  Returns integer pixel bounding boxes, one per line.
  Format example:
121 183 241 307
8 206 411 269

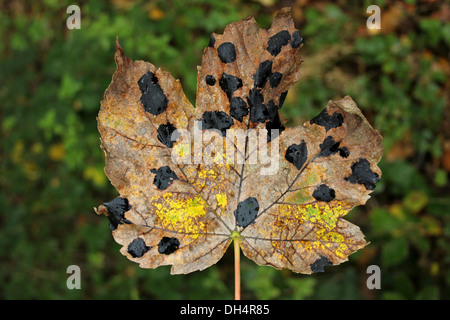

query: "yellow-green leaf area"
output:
216 193 227 208
296 203 347 231
153 193 207 239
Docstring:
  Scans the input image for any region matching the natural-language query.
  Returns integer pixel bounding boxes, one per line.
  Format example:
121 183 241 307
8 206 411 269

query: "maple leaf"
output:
95 8 383 275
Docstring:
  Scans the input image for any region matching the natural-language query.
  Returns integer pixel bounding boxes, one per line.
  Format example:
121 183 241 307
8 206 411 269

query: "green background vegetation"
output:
1 0 449 299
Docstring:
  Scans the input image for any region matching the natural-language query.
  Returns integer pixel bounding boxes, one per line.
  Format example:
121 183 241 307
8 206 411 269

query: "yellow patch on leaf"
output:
153 193 207 239
216 193 227 208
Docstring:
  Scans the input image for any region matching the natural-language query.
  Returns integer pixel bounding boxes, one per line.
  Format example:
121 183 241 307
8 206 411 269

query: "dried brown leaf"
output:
96 8 383 274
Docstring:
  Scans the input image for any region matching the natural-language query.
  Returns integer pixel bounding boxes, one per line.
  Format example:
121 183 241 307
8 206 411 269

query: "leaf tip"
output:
271 7 295 28
94 204 108 216
276 6 292 16
114 37 131 71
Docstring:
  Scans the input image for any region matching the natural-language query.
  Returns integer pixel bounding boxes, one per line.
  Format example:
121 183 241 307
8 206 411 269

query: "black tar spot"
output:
234 197 259 228
157 122 178 148
230 97 249 122
291 30 303 48
312 184 336 202
319 136 340 157
254 60 273 88
219 73 243 100
266 113 285 142
279 91 288 109
205 75 216 86
247 88 268 123
158 237 180 255
127 238 151 258
151 166 178 190
310 256 333 273
201 111 234 136
218 42 236 63
310 109 344 132
267 100 278 119
209 34 216 47
267 30 291 56
285 140 308 170
103 197 132 231
269 72 283 88
265 101 285 142
345 158 380 191
138 72 168 116
339 146 350 158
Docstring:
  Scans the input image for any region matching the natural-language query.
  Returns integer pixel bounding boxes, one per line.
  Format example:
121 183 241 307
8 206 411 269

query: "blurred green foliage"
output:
1 0 449 299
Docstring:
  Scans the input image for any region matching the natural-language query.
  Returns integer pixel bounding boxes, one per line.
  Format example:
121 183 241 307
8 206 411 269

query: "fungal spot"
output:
265 100 285 141
205 75 216 86
218 42 236 63
278 91 288 109
310 109 344 132
138 71 168 116
208 34 216 47
310 256 333 273
127 238 150 258
201 111 234 136
158 237 180 255
254 60 273 88
319 136 340 157
103 197 132 231
285 140 308 170
229 97 249 122
234 197 259 228
267 30 291 56
157 122 178 148
150 166 179 190
247 88 268 123
267 100 278 117
219 73 243 100
345 158 380 191
266 113 285 142
290 30 303 48
269 72 283 88
338 146 350 158
312 184 336 202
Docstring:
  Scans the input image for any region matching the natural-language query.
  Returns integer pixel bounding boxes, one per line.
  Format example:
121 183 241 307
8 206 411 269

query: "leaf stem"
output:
234 237 241 300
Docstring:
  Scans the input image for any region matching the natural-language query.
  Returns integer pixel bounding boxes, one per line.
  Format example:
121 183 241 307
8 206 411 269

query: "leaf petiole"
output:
233 236 241 300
